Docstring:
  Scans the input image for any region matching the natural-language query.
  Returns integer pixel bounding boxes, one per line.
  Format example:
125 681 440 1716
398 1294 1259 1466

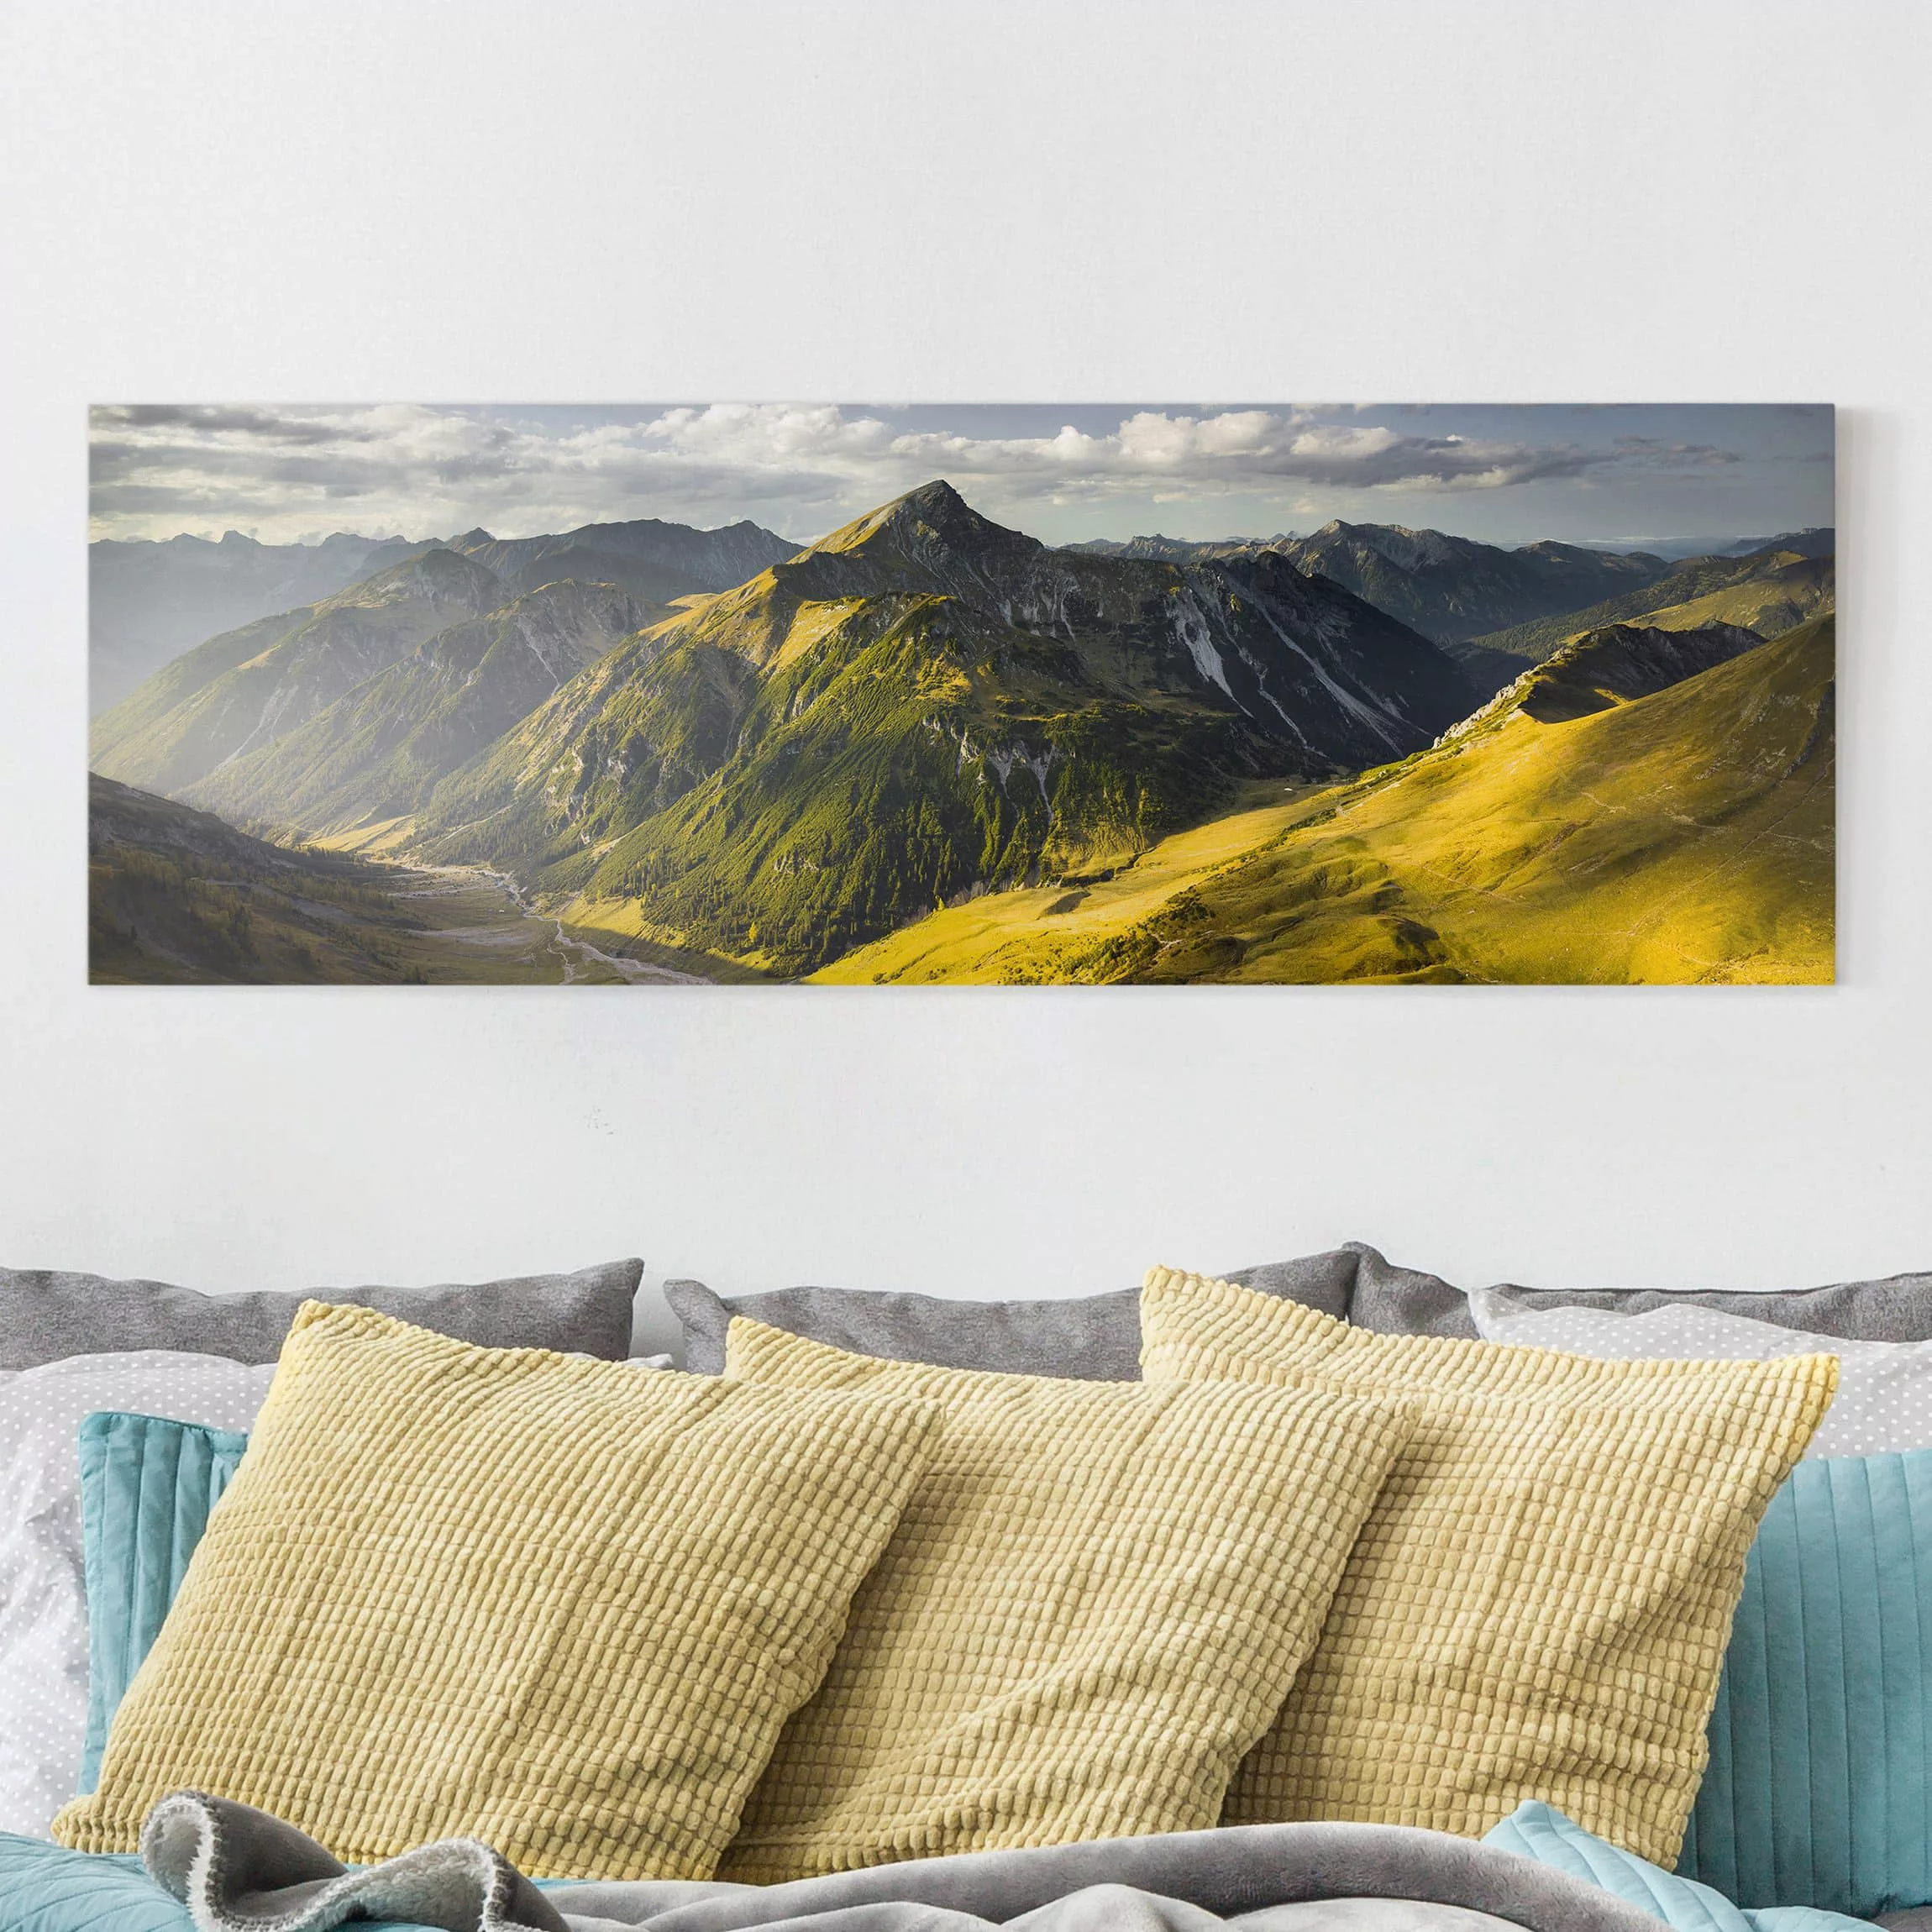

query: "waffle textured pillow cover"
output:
1138 1268 1835 1867
52 1304 942 1881
1467 1287 1932 1457
717 1317 1415 1883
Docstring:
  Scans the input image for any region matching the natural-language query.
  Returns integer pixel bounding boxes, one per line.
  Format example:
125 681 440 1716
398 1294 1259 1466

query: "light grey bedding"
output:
139 1792 1668 1932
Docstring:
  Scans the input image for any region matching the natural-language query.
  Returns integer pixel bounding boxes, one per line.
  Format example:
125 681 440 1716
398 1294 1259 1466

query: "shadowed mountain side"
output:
1457 551 1835 691
90 548 507 797
1723 527 1835 559
89 774 455 984
406 481 1476 974
1445 622 1769 732
182 580 651 836
1272 522 1669 643
88 775 755 984
821 618 1834 986
1066 521 1671 648
88 531 433 713
1060 534 1296 562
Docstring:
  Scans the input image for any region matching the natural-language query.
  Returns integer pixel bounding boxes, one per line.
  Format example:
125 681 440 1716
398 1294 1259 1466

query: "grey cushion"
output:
1342 1243 1483 1337
662 1248 1358 1378
0 1257 643 1368
1341 1241 1932 1344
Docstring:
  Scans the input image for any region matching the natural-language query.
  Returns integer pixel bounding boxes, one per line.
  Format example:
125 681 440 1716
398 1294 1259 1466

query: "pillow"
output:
1676 1450 1932 1921
1341 1246 1932 1347
76 1413 250 1796
0 1352 277 1838
0 1257 643 1368
73 1365 677 1787
1138 1267 1835 1866
1481 1802 1882 1932
664 1248 1360 1376
717 1316 1415 1882
52 1304 942 1881
1469 1289 1932 1458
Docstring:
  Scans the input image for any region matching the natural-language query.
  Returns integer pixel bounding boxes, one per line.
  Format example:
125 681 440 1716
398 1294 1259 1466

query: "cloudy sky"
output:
88 402 1834 550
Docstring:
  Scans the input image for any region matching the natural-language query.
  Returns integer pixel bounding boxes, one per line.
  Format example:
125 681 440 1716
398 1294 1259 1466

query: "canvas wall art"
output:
87 403 1835 985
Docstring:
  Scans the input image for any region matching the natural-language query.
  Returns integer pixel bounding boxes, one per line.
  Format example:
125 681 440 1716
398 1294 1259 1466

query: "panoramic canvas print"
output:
87 403 1835 985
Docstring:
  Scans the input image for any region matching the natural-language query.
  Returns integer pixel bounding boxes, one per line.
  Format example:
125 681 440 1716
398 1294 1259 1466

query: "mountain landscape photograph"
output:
87 402 1835 984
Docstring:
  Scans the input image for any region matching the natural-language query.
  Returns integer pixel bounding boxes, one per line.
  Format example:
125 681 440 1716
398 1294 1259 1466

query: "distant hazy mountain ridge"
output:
1462 548 1835 685
88 513 797 718
90 548 507 797
186 579 653 835
444 517 797 604
88 530 434 711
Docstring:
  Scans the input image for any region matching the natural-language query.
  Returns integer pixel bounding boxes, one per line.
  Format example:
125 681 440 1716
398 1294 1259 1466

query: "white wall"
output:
3 2 1927 1357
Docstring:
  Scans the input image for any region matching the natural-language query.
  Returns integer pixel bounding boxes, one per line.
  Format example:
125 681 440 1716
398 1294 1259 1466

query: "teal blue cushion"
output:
76 1411 249 1796
0 1832 469 1932
1678 1448 1932 1922
1485 1802 1878 1932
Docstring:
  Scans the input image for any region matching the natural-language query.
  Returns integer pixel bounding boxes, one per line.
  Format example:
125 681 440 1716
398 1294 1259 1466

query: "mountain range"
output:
823 615 1834 985
89 531 435 713
1457 546 1835 691
185 579 654 833
409 481 1477 974
87 516 795 715
91 548 511 797
88 482 1835 984
1068 521 1672 644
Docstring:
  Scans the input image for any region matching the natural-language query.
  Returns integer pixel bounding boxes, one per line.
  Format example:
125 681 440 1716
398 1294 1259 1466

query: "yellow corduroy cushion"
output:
51 1302 943 1881
717 1315 1415 1882
1138 1267 1837 1866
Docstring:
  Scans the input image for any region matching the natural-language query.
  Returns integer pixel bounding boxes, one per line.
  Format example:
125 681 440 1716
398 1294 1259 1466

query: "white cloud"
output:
87 402 1748 544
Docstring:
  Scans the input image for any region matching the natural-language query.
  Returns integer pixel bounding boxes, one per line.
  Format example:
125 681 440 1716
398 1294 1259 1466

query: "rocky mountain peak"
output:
822 479 1014 558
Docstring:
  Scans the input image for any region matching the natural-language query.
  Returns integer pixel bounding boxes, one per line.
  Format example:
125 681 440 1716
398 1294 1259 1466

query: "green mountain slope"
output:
182 580 649 836
822 617 1834 986
90 548 506 796
1457 550 1834 690
407 480 1475 974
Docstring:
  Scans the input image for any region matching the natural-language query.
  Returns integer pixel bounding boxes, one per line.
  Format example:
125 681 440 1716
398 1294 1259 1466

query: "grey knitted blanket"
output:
137 1791 1672 1932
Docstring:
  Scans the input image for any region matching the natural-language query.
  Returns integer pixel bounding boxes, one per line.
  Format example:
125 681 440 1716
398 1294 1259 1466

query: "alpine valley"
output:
87 484 1836 985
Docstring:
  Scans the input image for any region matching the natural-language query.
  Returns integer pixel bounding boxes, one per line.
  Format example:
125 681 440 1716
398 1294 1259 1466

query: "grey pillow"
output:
1340 1242 1932 1345
0 1257 643 1368
1341 1244 1483 1337
663 1248 1360 1378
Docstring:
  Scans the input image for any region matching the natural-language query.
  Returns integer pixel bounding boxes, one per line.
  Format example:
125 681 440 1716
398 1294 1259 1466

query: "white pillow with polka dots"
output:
1468 1289 1931 1458
0 1352 277 1837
